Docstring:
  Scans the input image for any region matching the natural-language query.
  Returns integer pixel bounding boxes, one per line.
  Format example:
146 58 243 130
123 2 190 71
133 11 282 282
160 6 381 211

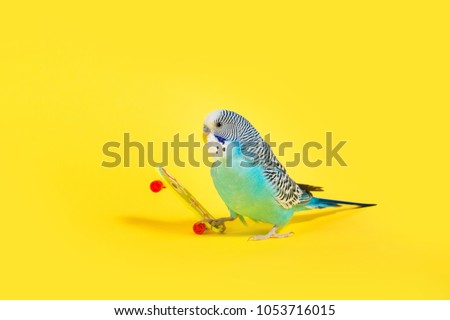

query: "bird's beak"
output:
202 125 210 143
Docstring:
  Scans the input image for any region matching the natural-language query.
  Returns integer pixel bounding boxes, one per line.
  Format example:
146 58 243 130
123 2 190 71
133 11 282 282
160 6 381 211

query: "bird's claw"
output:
248 231 294 241
205 219 227 233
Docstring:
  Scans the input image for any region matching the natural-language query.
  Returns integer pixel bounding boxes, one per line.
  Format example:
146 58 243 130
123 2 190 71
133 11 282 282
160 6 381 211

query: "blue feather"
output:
214 134 226 144
307 197 376 209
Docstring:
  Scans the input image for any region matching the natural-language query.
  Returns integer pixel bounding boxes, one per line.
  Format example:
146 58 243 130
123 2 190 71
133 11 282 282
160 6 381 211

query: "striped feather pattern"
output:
215 110 312 209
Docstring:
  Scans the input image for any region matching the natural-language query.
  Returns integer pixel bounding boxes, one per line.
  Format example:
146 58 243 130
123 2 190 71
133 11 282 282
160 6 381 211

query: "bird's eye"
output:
216 122 222 128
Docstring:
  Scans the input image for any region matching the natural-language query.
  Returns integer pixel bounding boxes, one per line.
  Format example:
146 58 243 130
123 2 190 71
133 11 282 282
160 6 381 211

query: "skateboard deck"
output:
150 167 225 234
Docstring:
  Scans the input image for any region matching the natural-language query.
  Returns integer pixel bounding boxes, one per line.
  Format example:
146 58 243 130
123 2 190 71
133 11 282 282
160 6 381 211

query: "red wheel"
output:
150 180 165 193
193 222 206 234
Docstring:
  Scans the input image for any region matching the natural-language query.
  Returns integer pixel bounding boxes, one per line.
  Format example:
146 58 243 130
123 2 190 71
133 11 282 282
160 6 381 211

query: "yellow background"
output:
1 1 449 299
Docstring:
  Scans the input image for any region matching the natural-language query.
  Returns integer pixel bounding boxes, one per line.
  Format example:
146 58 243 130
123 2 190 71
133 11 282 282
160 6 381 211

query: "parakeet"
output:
202 109 375 240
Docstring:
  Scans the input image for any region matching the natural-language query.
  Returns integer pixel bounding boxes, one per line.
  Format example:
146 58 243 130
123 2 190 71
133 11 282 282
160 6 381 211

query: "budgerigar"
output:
202 109 375 240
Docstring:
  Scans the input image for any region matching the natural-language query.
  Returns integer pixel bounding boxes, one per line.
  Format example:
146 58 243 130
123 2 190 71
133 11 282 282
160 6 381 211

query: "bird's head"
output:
202 109 259 145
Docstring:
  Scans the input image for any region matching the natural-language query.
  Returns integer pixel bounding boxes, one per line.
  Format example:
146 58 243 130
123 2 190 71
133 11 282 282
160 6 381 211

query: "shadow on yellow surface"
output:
121 207 362 237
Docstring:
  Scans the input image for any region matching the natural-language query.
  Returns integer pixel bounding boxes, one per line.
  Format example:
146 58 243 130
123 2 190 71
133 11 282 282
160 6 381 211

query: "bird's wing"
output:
242 140 315 209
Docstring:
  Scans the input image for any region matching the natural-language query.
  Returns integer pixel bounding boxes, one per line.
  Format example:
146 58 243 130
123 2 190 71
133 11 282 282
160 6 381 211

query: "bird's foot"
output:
205 217 234 233
248 226 294 241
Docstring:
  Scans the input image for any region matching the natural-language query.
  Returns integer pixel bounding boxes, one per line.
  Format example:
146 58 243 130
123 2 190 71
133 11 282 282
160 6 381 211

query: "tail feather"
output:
307 197 376 209
297 183 324 192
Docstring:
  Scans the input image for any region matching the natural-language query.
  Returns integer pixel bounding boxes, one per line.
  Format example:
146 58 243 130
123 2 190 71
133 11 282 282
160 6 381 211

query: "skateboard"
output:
150 167 225 234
